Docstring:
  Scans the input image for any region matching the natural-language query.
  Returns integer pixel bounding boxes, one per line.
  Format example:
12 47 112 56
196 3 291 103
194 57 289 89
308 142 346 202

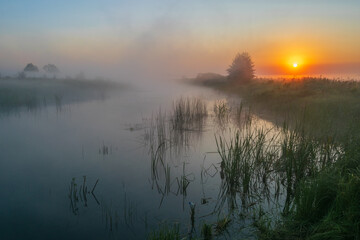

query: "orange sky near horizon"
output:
0 1 359 79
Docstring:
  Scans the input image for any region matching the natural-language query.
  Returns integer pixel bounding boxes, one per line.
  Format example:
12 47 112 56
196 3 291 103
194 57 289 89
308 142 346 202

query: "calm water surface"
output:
0 81 279 239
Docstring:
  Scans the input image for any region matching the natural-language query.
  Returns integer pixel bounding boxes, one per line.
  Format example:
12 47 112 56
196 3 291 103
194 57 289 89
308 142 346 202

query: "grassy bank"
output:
190 76 360 239
255 129 360 240
192 76 360 141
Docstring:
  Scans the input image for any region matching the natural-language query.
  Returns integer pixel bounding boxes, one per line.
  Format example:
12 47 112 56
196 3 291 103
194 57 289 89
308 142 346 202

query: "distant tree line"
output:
19 63 60 79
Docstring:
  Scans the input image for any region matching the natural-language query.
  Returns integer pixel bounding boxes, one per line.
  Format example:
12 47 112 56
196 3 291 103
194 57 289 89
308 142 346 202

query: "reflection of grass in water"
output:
0 87 40 112
101 203 120 232
215 216 231 235
99 142 112 156
68 176 99 215
212 100 254 130
145 97 208 162
212 115 359 239
171 97 207 131
215 127 278 212
256 130 360 239
147 95 347 238
144 97 207 207
68 178 144 236
145 95 347 238
146 110 168 166
145 78 360 239
123 193 138 228
213 100 230 124
175 162 194 197
215 119 341 212
0 78 121 114
151 159 194 208
232 102 253 128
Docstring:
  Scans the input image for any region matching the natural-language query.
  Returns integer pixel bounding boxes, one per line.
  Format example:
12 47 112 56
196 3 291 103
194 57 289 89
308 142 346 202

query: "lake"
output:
0 80 282 239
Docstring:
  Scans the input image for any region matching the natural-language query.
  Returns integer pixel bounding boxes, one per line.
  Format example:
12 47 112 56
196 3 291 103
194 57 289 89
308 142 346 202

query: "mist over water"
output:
1 1 360 239
0 80 280 239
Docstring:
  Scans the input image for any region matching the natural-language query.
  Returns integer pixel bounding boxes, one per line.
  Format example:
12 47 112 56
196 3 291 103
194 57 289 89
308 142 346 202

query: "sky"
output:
0 0 359 80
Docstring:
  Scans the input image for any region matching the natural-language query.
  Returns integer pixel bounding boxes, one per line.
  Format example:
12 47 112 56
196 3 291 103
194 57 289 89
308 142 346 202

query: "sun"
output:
293 63 298 68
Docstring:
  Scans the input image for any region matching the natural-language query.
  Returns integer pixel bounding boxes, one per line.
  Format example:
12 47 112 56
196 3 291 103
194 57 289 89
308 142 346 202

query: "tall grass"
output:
182 76 360 239
197 76 360 139
214 116 346 225
250 128 360 239
170 97 207 131
147 92 360 239
215 127 281 212
213 100 231 125
145 97 208 162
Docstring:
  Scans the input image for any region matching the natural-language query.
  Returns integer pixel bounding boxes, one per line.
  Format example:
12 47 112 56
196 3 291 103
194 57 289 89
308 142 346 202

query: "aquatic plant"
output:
101 203 120 232
68 177 100 215
214 100 230 121
201 223 213 240
123 193 138 228
215 216 231 235
170 97 207 132
215 127 280 212
147 224 181 240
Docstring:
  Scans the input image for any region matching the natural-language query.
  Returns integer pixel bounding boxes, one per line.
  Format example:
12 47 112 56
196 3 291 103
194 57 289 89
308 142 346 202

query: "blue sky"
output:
1 0 359 79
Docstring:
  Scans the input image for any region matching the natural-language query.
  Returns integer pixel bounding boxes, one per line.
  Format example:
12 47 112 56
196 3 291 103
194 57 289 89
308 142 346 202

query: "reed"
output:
215 127 280 212
213 100 230 122
68 176 100 215
147 224 181 240
170 97 207 131
215 216 231 235
201 223 213 240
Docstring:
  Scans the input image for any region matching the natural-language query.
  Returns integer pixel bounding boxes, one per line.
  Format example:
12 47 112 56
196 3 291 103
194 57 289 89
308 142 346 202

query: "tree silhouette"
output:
227 52 255 83
43 64 59 78
24 63 39 73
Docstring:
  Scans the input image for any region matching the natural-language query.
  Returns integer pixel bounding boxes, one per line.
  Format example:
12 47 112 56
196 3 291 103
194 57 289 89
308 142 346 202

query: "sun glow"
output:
284 55 306 73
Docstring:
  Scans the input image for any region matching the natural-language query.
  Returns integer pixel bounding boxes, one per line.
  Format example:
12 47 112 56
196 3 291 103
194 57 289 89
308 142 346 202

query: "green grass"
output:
194 76 360 140
193 75 360 239
151 77 360 239
213 121 360 239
